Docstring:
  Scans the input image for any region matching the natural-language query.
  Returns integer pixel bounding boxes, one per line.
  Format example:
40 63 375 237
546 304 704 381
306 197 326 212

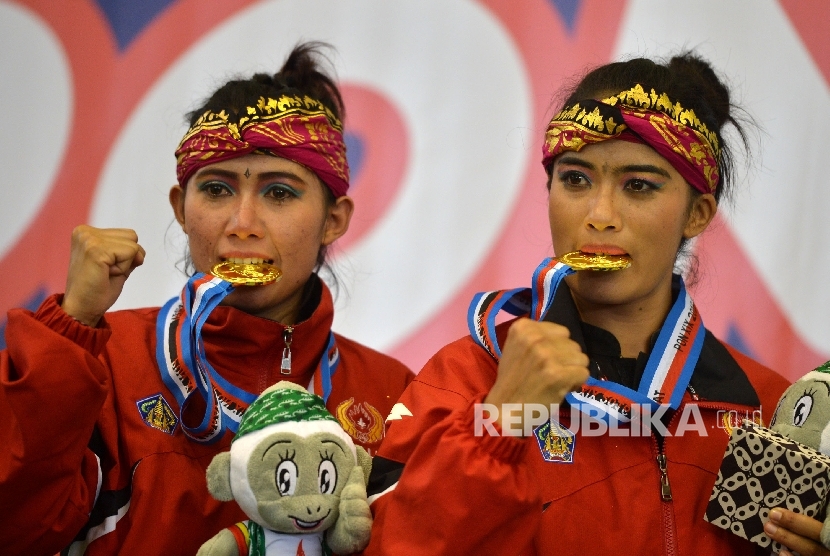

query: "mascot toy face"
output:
771 363 830 456
243 429 355 533
199 381 373 556
769 361 830 549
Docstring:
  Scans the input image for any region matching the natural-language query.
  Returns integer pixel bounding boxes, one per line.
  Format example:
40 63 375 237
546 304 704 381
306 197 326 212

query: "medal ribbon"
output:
155 273 340 443
468 257 704 424
308 331 340 401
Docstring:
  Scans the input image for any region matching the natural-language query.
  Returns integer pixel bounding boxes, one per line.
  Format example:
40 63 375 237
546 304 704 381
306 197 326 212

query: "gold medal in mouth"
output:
559 251 631 271
210 261 283 286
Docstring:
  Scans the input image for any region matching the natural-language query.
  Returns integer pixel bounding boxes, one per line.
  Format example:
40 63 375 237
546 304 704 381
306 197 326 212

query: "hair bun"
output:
273 42 344 120
251 73 275 87
667 53 731 129
186 41 345 127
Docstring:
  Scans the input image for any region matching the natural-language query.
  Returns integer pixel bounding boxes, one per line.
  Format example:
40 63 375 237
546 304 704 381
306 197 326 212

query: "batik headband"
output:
542 84 721 194
175 94 350 197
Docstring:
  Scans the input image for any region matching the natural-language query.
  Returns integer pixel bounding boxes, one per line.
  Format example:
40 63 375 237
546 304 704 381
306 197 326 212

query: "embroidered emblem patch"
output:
137 393 179 435
336 398 385 445
534 420 575 463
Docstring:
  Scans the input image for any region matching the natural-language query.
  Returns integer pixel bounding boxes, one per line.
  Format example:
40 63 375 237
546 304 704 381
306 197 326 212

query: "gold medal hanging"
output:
559 251 631 271
210 261 283 286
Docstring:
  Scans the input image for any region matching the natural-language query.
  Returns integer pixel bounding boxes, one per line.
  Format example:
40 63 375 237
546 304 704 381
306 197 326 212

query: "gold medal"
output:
559 251 631 271
210 261 283 286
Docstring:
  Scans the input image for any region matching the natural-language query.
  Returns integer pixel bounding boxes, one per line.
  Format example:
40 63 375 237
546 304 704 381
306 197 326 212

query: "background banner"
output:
1 0 828 379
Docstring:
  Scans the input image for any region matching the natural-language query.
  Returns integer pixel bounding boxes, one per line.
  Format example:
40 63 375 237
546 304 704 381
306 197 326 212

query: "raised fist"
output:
61 225 145 326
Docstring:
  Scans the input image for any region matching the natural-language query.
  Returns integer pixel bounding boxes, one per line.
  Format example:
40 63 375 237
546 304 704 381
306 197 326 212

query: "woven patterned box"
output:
705 422 830 551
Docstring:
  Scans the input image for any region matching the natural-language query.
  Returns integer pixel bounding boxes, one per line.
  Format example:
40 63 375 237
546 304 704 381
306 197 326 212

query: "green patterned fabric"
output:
248 521 265 556
234 388 336 442
815 360 830 374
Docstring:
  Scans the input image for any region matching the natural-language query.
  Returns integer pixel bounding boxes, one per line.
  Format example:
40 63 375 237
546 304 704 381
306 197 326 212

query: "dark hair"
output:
186 41 345 128
555 51 751 205
550 52 755 282
179 41 345 294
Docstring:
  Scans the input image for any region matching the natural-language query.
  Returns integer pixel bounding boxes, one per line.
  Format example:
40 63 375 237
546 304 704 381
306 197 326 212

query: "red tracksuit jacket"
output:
0 278 413 555
365 284 790 555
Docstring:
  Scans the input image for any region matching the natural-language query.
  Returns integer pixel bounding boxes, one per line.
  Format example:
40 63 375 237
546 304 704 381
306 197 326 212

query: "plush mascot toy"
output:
197 381 373 556
769 360 830 548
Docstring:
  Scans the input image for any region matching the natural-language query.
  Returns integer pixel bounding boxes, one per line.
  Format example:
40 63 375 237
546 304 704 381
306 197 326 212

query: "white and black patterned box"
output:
704 422 830 552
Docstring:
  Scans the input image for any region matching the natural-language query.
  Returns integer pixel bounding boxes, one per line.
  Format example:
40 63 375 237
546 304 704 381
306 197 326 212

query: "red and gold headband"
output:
175 95 349 197
542 84 721 194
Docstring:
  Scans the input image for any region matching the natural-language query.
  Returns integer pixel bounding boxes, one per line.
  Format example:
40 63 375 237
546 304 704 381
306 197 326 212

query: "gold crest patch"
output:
335 398 384 445
137 393 178 435
534 420 575 463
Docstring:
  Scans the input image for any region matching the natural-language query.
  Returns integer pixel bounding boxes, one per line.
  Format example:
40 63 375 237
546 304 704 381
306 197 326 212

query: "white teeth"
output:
225 257 269 265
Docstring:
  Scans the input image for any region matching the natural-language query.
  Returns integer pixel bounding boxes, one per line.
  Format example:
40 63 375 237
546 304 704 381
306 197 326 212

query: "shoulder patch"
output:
136 393 179 435
336 398 385 445
385 402 413 422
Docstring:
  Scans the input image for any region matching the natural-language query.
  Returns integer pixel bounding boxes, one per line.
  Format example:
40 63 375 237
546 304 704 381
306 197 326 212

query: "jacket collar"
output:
199 275 333 395
542 277 760 407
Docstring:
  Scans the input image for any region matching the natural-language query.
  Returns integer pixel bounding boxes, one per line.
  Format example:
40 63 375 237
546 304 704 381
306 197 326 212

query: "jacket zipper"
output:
657 451 672 501
654 397 763 555
655 409 680 556
280 326 294 375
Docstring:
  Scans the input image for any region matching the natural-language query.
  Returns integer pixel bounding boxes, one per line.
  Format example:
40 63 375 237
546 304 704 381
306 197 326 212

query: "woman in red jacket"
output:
365 53 803 555
0 42 413 555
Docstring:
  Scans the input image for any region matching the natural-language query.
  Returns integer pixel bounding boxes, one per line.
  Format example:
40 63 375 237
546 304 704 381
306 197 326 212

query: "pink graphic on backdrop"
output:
1 0 828 381
693 216 826 379
337 84 409 251
386 0 631 369
688 0 830 379
779 0 830 90
0 0 260 318
388 0 830 379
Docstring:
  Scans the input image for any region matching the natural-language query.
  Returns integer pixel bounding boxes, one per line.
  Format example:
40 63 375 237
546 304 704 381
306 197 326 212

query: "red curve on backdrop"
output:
337 84 409 251
2 0 828 381
388 0 830 379
0 0 260 315
779 0 830 90
387 0 631 370
689 0 830 380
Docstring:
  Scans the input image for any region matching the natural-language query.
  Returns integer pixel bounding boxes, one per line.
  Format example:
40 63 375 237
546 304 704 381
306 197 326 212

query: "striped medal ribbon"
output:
156 273 340 443
468 257 704 424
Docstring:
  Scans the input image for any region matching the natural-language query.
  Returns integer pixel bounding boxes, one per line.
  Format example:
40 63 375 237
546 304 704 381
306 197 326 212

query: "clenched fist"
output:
61 225 146 327
485 318 590 429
